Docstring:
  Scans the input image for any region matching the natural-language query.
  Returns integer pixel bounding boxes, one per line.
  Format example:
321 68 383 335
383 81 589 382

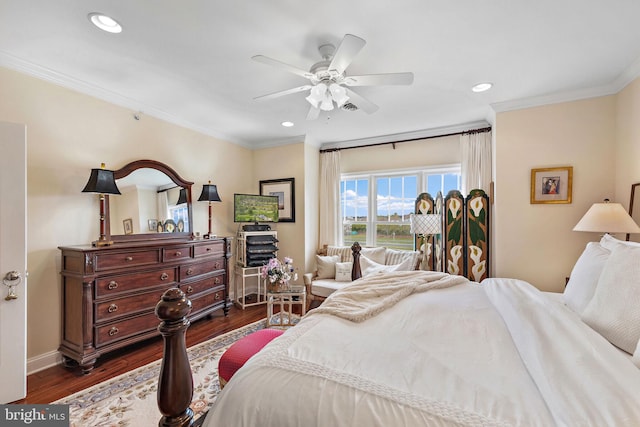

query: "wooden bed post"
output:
156 288 194 427
351 242 362 280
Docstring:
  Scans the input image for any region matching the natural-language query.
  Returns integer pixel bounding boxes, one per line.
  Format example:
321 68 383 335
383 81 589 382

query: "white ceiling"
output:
1 1 640 150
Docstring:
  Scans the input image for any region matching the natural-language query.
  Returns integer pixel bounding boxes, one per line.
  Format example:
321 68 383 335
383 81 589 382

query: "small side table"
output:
266 286 306 328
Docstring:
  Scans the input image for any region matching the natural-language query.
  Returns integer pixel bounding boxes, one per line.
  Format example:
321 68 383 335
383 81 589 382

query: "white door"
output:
0 122 27 403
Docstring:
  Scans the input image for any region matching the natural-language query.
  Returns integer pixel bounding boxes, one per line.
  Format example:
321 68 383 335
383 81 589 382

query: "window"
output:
340 166 460 249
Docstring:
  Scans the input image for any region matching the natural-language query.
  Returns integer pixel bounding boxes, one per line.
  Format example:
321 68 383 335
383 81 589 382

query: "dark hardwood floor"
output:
14 303 267 404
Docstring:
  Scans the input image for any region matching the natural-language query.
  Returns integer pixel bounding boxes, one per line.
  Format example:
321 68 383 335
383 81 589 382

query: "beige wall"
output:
252 143 307 283
494 96 617 291
614 77 640 205
340 134 460 173
0 67 254 363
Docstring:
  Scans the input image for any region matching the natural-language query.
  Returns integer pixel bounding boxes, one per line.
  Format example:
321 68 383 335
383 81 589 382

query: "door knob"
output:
3 271 22 301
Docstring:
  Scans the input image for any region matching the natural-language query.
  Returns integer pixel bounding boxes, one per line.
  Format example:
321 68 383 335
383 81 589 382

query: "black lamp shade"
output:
82 168 121 195
176 188 188 204
198 184 221 202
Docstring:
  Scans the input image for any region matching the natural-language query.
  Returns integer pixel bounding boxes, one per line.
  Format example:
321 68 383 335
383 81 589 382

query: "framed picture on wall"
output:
260 177 295 222
530 166 573 204
123 218 133 234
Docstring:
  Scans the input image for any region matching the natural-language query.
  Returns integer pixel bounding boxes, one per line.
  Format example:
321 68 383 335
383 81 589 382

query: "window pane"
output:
376 224 412 250
343 223 366 246
444 174 459 194
427 175 442 196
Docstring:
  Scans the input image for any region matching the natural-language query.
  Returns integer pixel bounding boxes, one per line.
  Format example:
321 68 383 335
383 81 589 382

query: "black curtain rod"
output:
157 185 179 193
319 126 492 153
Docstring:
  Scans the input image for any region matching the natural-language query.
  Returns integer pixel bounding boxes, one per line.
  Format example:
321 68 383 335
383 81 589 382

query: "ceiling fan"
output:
252 34 414 120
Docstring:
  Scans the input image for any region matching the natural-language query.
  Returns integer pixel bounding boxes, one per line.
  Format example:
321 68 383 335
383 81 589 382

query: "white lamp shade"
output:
410 213 441 235
573 201 640 234
329 83 349 108
305 84 327 108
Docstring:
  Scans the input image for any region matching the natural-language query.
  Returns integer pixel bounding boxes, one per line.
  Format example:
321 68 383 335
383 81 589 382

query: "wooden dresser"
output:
58 237 232 373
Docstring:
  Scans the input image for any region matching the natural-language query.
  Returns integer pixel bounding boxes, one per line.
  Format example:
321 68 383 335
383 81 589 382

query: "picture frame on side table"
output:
260 177 295 222
530 166 573 204
148 219 158 231
123 218 133 234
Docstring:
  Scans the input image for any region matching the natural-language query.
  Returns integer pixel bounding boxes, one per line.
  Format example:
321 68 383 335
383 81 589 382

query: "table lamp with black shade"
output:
198 181 221 239
82 163 121 247
176 188 188 205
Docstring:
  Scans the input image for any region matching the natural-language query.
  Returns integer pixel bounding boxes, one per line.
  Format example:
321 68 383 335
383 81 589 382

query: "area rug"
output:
53 318 278 427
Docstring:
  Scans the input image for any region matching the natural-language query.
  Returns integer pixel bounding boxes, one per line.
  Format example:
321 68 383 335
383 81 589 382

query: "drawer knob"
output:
186 286 194 294
125 256 133 262
206 247 211 252
214 277 221 284
215 262 221 269
160 273 169 281
175 251 182 256
186 268 194 276
108 327 119 336
214 293 221 300
108 281 118 290
108 304 118 313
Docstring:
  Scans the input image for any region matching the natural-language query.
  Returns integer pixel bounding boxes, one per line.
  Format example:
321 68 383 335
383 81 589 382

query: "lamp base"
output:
92 239 114 247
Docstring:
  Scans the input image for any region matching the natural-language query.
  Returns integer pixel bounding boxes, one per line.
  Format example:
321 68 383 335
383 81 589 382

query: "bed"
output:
156 234 640 427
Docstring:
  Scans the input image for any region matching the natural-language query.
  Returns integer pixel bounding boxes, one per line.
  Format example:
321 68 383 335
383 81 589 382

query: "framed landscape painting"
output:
530 166 573 204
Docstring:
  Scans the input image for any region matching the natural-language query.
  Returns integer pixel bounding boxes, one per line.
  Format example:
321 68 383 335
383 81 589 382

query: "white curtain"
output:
157 191 170 223
319 151 341 246
461 131 492 194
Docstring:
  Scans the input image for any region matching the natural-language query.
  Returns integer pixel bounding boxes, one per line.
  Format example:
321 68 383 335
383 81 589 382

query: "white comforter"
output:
204 273 640 426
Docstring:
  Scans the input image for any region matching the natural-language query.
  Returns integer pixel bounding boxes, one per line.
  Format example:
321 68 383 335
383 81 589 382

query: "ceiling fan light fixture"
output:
329 83 349 108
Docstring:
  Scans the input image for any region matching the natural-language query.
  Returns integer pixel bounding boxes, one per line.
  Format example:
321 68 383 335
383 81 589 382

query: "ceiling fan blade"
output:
343 72 414 87
344 88 379 114
252 55 314 79
306 106 321 120
253 85 312 101
329 34 366 75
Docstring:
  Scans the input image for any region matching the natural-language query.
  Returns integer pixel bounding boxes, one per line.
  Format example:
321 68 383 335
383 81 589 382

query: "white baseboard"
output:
27 350 62 375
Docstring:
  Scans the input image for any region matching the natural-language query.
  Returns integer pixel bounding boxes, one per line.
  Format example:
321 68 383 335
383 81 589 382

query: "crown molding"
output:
0 50 250 148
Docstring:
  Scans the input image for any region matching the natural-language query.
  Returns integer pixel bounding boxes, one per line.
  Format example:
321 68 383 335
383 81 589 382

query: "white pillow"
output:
384 248 421 270
581 245 640 354
315 255 340 279
335 262 353 282
360 247 386 264
360 255 414 277
563 242 610 314
600 233 640 251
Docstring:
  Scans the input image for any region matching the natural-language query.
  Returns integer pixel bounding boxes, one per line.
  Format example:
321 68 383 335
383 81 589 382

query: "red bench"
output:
218 328 284 388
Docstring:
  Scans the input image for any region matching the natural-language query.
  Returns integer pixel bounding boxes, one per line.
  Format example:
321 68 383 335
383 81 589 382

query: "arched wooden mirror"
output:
105 160 194 242
627 182 640 242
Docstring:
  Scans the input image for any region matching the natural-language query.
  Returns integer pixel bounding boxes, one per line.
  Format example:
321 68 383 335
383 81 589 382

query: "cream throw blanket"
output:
308 270 469 322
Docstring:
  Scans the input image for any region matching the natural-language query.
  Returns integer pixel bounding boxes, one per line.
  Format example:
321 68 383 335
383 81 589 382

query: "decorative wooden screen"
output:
444 190 465 276
466 189 490 282
433 191 444 272
414 193 434 269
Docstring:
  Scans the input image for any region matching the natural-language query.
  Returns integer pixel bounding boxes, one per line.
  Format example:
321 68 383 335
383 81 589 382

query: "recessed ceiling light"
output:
472 82 493 93
88 13 122 34
281 121 294 127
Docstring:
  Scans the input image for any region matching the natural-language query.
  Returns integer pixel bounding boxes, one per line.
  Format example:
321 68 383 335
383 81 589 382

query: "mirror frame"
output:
105 159 194 242
627 182 640 242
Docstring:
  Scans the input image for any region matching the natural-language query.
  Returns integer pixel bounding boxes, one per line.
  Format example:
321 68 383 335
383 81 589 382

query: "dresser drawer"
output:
96 268 176 298
180 258 224 280
94 249 160 271
95 311 159 347
190 289 225 314
194 241 224 257
180 273 224 298
95 287 169 323
162 246 192 262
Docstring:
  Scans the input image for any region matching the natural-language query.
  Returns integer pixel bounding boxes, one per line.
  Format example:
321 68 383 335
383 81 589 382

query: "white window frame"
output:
340 164 461 247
